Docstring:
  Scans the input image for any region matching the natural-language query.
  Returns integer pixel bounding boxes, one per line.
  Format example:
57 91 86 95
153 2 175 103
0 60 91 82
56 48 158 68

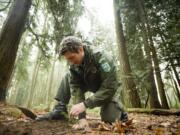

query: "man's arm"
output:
69 66 86 119
84 53 119 109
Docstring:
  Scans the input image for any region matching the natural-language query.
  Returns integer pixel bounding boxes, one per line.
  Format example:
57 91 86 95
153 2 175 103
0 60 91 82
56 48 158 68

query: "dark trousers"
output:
55 73 125 123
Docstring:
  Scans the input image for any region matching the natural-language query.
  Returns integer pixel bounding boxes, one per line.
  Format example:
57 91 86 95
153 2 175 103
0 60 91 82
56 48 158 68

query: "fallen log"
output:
127 108 180 116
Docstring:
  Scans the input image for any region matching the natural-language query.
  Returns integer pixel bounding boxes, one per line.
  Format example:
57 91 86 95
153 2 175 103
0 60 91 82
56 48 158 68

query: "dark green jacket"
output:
69 46 119 109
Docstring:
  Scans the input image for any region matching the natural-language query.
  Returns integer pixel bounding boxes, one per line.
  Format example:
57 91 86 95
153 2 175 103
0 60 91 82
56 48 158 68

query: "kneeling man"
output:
36 36 128 129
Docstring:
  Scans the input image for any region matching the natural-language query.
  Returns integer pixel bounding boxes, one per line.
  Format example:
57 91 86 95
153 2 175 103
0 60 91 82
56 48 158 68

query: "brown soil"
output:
0 104 179 135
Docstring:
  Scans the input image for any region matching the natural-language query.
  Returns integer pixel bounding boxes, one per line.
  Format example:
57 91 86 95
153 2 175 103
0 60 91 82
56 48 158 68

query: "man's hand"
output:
72 118 89 130
70 102 86 117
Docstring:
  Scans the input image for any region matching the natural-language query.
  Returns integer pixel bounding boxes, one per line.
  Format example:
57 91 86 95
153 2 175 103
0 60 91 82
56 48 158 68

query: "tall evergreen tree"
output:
113 0 141 107
0 0 32 101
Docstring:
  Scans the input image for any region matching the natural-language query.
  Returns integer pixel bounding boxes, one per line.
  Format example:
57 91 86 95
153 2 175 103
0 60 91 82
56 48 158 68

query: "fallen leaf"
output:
114 120 125 133
125 119 133 126
98 122 112 131
160 122 171 127
154 127 165 135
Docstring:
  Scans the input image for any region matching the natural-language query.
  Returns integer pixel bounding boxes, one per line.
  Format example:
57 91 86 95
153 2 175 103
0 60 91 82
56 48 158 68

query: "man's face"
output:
63 47 84 65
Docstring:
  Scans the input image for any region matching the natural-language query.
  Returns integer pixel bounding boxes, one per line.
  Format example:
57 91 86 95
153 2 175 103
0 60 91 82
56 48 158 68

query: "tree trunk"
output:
169 70 180 102
127 108 180 116
27 51 41 108
172 77 180 102
166 93 172 108
46 53 57 110
151 45 169 109
170 63 180 91
139 19 161 108
10 79 20 104
147 21 169 109
135 0 161 108
158 29 180 102
113 0 141 108
0 0 32 101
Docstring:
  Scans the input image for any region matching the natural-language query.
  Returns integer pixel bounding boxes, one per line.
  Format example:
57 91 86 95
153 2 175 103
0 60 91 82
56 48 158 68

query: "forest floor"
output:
0 103 180 135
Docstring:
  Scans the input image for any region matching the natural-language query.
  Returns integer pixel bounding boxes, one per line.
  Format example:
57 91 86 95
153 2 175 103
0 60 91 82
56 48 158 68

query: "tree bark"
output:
46 53 57 110
147 21 169 109
139 20 161 108
113 0 141 108
27 51 41 108
169 70 180 102
0 0 32 101
135 0 162 108
158 29 180 102
151 43 169 109
170 63 180 92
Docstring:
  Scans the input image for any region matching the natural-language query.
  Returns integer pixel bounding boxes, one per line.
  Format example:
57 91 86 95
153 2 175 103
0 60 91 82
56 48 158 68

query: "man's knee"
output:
100 101 122 123
54 73 71 102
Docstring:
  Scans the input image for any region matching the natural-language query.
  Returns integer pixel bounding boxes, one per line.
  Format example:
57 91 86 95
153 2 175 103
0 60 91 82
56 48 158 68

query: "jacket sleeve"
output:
84 53 119 109
69 66 86 119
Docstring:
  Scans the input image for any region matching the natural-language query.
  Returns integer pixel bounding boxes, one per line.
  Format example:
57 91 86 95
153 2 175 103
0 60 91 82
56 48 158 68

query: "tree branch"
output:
0 0 11 11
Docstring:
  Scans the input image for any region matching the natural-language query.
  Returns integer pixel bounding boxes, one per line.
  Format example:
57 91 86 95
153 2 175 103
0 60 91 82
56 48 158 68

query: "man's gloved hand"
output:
70 102 86 117
72 118 89 130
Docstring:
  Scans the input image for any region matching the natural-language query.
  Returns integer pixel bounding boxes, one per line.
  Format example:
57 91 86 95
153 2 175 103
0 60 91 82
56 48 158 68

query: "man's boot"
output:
120 112 128 122
36 101 68 121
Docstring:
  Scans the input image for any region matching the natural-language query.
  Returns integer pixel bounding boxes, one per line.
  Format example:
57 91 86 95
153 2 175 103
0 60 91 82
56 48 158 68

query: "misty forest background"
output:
0 0 179 113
